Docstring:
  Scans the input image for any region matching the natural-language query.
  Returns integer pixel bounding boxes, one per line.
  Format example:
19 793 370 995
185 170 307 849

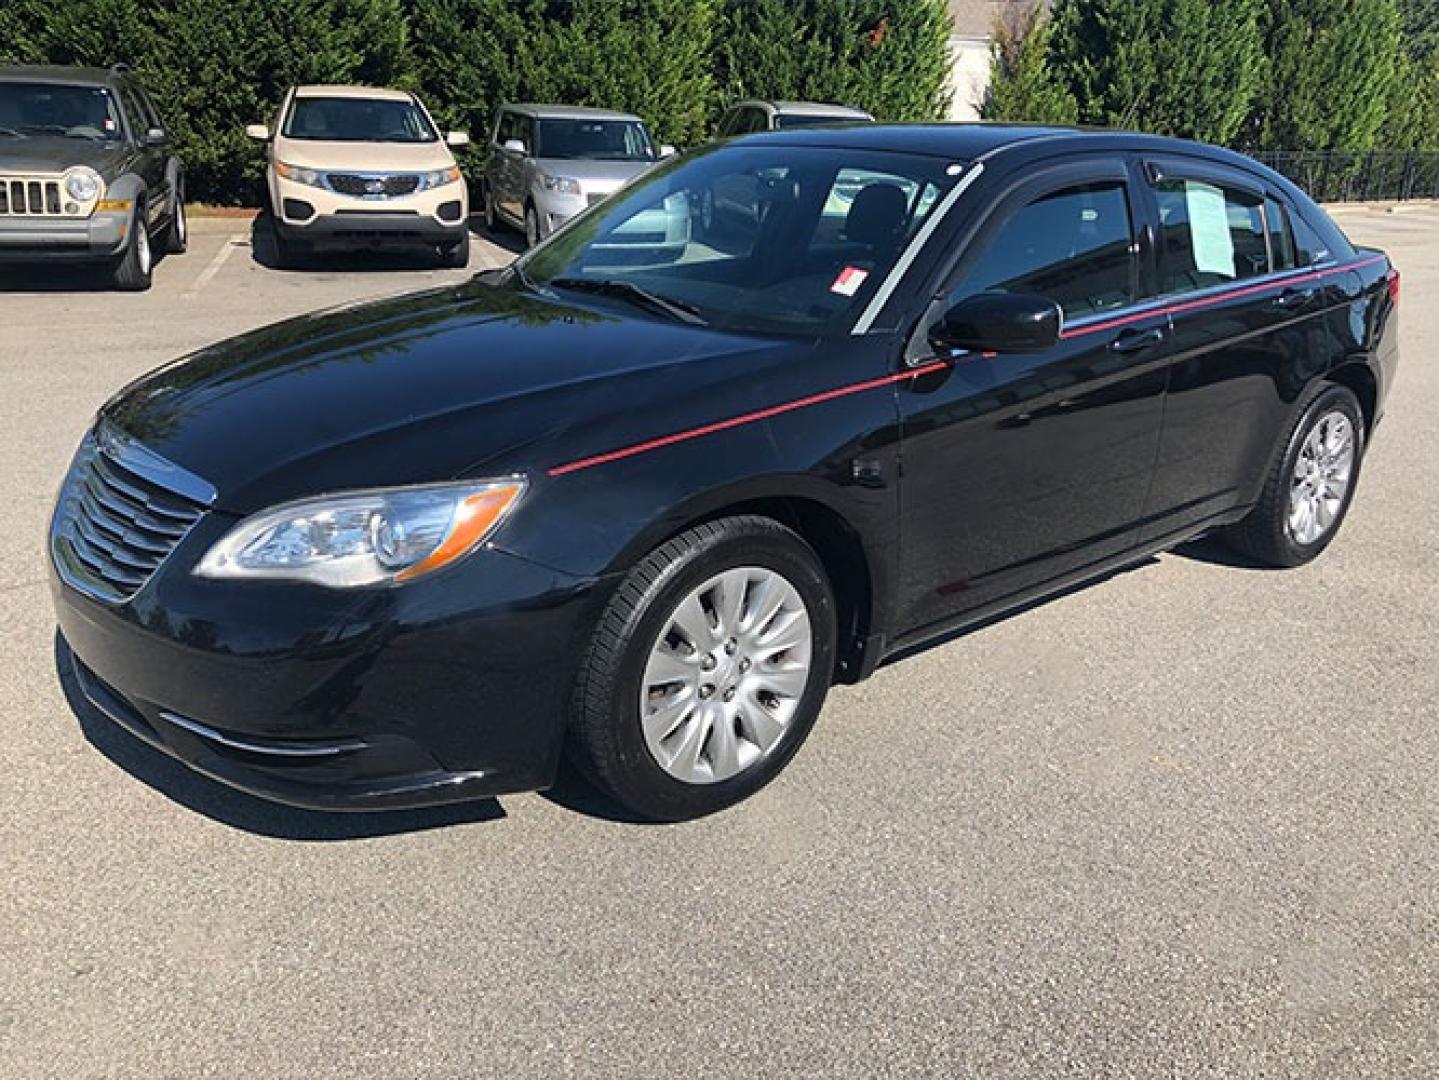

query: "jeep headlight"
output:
195 479 525 588
65 168 102 203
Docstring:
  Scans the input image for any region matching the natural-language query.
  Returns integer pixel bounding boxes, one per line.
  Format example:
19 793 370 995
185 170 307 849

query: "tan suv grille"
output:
326 173 420 198
0 177 63 216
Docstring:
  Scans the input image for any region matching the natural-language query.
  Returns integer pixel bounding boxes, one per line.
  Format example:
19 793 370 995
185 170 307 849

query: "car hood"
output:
272 136 456 172
100 280 786 514
0 136 128 176
532 157 655 192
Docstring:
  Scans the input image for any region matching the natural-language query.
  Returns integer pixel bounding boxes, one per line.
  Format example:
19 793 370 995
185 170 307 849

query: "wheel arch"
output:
1326 361 1378 435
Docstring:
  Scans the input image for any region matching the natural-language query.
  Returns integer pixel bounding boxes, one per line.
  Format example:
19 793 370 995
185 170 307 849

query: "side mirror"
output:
446 131 471 148
143 127 167 146
659 144 677 158
245 124 270 142
502 138 526 154
930 291 1062 355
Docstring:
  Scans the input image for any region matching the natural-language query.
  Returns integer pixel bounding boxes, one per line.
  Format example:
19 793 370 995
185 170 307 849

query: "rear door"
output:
1134 156 1344 539
894 158 1170 635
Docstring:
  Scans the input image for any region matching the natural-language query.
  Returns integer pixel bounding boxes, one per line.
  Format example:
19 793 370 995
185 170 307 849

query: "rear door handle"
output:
1109 327 1166 354
1274 287 1317 309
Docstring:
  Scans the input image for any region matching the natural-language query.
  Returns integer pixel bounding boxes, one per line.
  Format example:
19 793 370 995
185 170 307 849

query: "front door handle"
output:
1109 326 1166 354
1274 287 1317 310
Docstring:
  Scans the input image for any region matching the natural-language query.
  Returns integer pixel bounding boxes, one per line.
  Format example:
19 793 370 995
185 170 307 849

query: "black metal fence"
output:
1253 151 1439 202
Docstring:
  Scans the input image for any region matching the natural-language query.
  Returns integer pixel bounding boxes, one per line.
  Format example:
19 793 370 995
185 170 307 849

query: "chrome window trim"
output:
851 161 986 336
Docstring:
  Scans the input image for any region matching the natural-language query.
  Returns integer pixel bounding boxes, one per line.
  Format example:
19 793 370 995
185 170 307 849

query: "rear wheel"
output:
110 203 153 291
1222 384 1364 567
160 190 187 255
569 516 836 821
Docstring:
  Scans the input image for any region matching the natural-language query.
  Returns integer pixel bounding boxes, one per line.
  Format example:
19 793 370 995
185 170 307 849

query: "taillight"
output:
1386 268 1400 306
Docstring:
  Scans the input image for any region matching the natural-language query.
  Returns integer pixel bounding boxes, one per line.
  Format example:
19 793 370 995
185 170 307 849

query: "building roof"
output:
504 103 643 122
293 85 414 102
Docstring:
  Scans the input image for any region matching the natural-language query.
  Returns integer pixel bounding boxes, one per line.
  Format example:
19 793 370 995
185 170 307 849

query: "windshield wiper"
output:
548 277 707 326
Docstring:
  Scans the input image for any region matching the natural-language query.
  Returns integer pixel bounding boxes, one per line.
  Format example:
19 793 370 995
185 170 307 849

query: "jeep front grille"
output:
50 425 215 604
0 177 63 215
326 173 420 198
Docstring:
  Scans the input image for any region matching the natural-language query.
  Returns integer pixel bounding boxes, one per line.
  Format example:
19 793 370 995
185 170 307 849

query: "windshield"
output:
775 113 869 130
517 145 957 336
283 96 437 143
0 82 121 140
536 119 655 161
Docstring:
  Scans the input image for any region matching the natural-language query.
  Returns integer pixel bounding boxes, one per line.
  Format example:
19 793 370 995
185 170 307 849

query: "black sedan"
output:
50 125 1400 820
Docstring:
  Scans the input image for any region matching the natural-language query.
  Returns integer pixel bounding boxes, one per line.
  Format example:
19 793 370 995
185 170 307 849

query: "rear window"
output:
775 113 867 130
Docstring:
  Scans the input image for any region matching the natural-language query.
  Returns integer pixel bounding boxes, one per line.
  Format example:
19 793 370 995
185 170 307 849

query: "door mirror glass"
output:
502 138 526 154
446 131 470 148
930 291 1062 354
245 124 270 142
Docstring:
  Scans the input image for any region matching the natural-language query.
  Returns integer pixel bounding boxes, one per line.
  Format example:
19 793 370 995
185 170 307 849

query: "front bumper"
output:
51 521 609 810
0 211 131 262
274 174 469 251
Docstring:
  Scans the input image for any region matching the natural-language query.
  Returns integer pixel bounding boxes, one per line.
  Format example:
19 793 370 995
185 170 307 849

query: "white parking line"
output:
183 234 243 298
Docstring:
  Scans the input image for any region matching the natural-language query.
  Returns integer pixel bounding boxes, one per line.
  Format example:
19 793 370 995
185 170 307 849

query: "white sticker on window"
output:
1185 181 1236 279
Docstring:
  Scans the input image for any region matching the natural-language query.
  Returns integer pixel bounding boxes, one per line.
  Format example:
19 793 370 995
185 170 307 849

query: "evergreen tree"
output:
981 3 1079 124
1047 0 1264 144
1256 0 1403 151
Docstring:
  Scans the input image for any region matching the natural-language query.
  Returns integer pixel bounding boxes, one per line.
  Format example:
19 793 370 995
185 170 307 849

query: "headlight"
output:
65 168 102 202
419 166 462 191
195 479 525 588
275 161 324 188
542 175 583 196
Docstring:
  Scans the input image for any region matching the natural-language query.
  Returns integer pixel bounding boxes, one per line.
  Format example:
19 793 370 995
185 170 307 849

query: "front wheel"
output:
569 516 837 821
439 229 470 269
524 205 540 249
1222 384 1365 567
110 204 153 291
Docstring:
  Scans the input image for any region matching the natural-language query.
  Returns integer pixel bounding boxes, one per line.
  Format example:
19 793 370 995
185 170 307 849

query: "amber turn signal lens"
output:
395 483 525 582
95 199 133 212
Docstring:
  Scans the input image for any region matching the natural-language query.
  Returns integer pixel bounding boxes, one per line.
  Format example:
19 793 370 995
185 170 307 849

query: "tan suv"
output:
247 85 471 268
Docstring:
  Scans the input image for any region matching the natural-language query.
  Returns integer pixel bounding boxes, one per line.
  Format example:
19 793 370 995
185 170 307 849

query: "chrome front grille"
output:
0 176 63 215
51 424 215 603
326 173 420 198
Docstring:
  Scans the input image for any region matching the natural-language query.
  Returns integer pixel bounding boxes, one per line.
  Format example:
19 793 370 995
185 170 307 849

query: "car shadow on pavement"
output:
1171 534 1277 570
53 632 507 840
0 262 163 294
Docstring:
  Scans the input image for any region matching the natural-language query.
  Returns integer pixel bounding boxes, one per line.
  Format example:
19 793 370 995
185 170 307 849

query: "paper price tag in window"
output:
831 266 869 296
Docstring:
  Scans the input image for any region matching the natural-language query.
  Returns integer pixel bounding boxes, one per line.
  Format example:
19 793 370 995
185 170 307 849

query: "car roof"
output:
737 121 1255 166
0 65 123 88
293 85 414 102
504 103 643 122
737 100 875 119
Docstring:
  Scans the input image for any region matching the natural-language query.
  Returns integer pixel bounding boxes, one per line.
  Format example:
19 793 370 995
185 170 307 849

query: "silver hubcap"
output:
176 201 186 242
640 567 813 785
526 211 539 247
1288 410 1355 545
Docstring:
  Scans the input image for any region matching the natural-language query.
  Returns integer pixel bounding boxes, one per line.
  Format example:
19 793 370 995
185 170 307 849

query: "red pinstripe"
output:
546 255 1388 478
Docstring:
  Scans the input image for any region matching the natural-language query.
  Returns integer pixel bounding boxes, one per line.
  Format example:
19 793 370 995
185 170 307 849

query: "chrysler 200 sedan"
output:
50 125 1399 821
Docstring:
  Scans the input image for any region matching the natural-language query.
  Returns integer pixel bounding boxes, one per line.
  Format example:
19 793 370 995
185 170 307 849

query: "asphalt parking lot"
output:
1 207 1435 1077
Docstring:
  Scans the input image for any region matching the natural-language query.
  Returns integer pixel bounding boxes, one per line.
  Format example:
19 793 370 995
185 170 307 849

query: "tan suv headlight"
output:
275 162 324 188
418 166 462 191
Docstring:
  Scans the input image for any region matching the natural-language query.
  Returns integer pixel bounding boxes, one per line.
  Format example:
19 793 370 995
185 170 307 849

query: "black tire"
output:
1222 384 1365 567
569 516 837 822
271 221 305 271
160 189 187 255
440 229 470 269
110 203 153 291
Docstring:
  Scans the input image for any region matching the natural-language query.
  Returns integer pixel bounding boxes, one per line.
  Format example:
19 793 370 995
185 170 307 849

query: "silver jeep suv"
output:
480 103 683 250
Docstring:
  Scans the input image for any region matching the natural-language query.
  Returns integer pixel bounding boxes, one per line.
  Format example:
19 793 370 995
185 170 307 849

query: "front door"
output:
894 160 1169 638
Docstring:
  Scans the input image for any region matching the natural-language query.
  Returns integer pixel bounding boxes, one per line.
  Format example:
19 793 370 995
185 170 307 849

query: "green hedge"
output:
0 0 953 204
